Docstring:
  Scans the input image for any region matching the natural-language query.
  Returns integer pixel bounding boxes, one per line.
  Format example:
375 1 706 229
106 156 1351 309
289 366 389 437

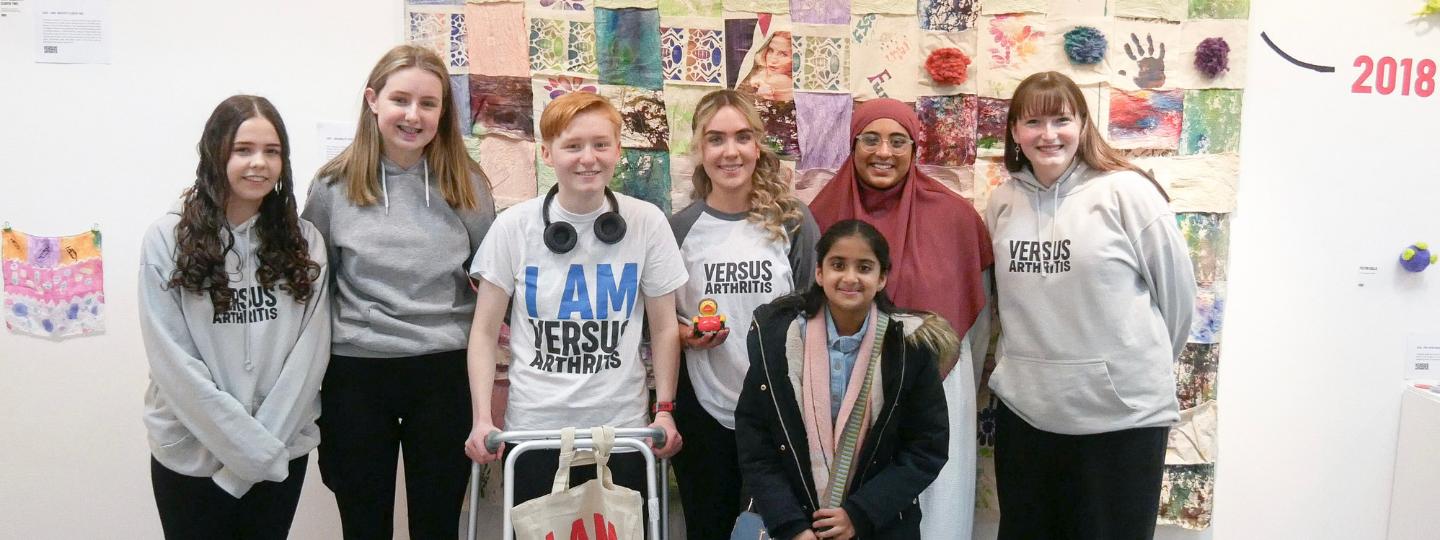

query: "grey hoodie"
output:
139 208 331 497
302 157 495 357
985 162 1195 435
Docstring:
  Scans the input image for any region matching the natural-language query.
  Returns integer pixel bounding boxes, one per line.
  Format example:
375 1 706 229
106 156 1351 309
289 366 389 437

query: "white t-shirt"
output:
670 202 818 429
471 192 687 431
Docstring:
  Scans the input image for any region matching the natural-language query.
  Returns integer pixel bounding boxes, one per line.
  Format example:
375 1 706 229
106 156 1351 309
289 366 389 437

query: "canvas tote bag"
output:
512 427 645 540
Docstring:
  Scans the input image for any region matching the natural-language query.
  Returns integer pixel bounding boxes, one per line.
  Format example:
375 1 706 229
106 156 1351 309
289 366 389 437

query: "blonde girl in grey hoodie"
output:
985 72 1196 540
140 95 329 539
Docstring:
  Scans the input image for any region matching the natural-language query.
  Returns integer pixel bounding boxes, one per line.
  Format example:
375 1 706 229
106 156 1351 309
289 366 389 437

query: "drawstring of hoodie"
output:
1030 161 1079 278
380 159 431 216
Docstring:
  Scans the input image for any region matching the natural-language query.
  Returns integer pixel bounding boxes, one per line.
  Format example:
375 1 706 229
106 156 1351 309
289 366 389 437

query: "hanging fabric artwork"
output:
3 226 105 339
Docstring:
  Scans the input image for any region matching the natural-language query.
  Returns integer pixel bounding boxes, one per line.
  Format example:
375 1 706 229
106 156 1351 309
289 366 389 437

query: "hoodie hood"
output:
379 155 431 215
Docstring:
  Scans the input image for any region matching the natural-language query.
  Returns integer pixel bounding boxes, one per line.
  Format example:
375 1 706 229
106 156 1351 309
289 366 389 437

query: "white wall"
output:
0 1 402 538
2 1 1438 539
1215 2 1440 539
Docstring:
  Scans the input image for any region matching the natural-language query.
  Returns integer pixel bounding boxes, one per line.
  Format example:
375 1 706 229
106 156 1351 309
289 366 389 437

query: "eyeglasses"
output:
855 133 913 151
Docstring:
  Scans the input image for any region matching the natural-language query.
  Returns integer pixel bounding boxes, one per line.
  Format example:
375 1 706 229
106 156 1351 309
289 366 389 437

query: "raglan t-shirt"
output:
471 193 687 431
670 202 818 429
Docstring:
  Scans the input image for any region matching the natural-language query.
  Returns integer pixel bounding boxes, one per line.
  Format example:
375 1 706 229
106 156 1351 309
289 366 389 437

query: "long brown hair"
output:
1003 71 1168 200
317 44 484 209
688 90 802 241
170 95 321 313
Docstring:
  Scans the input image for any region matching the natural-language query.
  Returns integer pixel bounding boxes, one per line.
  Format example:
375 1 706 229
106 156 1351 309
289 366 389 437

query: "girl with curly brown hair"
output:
139 95 329 539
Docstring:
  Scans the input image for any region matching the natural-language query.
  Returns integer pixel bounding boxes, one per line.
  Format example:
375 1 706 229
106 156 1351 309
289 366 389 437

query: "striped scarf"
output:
797 306 888 508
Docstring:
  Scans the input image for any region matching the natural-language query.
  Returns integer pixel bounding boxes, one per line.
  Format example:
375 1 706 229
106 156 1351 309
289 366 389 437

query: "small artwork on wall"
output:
3 226 106 339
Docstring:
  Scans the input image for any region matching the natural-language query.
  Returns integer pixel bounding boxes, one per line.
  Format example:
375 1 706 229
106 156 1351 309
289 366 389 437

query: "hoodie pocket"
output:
991 354 1136 424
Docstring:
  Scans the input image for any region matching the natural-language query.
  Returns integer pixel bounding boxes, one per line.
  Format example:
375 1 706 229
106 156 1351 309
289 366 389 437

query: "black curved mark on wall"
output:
1260 31 1336 73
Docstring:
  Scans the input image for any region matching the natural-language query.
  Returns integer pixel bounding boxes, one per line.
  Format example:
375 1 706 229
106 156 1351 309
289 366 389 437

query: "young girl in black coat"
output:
736 219 953 540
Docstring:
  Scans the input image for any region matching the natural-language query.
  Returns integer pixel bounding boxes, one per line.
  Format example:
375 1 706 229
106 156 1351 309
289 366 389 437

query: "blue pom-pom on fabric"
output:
1064 26 1107 65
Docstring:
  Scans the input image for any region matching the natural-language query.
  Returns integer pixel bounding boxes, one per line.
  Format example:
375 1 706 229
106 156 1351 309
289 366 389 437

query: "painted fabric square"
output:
849 14 921 102
526 0 593 11
1106 88 1183 150
757 98 800 158
978 0 1045 14
1049 0 1107 16
1189 0 1249 19
1172 20 1249 89
977 14 1048 98
792 0 848 25
1134 154 1239 213
975 97 1008 158
602 85 671 150
792 24 849 93
3 228 105 338
466 136 539 209
529 13 599 77
597 8 664 89
661 19 726 85
915 95 977 167
531 75 601 136
452 75 473 136
1037 17 1113 86
471 75 535 140
466 2 529 76
970 157 1008 214
1176 212 1230 283
918 164 976 199
1158 464 1215 530
795 92 853 170
722 0 788 13
1189 281 1226 344
1111 0 1187 22
1174 343 1219 410
724 17 760 87
1108 19 1182 91
409 6 470 74
917 30 978 96
598 0 658 7
613 149 673 212
663 83 711 156
852 0 914 16
659 0 721 17
1180 89 1242 155
919 0 977 32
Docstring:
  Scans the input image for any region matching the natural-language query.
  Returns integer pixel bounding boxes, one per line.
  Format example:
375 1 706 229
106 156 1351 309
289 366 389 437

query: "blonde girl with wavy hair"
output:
668 89 820 540
302 44 495 538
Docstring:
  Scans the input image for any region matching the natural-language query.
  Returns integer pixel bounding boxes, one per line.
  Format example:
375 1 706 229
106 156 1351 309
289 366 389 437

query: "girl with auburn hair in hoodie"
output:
140 95 328 539
736 219 952 540
986 71 1196 539
302 44 496 538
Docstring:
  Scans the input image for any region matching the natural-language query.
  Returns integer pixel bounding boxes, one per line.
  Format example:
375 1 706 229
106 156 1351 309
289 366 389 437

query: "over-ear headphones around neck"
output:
541 184 628 254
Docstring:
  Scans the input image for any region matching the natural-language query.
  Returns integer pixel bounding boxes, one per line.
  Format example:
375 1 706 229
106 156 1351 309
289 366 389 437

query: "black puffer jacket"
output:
736 302 951 540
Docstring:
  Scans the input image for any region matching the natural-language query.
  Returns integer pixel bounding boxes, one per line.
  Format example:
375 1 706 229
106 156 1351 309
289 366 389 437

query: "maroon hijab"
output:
809 98 993 342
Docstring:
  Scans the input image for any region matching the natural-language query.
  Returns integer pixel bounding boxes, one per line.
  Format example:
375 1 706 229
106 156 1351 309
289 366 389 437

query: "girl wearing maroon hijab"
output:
807 97 992 538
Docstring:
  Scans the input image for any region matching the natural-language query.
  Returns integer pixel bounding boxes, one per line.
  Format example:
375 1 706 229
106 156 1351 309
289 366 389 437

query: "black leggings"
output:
994 401 1169 540
151 456 307 540
317 351 473 540
670 359 745 540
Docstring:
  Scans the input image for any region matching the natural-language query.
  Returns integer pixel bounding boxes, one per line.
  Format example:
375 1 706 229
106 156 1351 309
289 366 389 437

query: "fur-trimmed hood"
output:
892 311 960 375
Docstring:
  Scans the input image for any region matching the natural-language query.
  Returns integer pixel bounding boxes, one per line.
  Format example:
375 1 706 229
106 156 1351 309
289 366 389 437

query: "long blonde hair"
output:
1003 71 1168 200
689 90 802 241
318 44 485 209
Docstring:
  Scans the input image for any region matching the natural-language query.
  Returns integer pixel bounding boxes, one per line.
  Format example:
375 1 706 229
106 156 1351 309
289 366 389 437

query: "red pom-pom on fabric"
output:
926 48 971 85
